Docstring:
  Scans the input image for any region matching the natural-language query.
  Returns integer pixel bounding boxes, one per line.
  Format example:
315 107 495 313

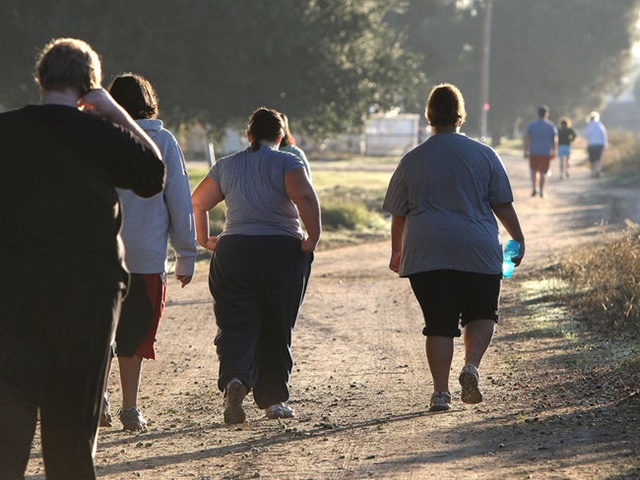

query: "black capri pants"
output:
409 269 501 338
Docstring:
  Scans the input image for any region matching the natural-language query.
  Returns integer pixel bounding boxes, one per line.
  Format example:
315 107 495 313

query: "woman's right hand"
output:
200 236 219 252
389 251 401 274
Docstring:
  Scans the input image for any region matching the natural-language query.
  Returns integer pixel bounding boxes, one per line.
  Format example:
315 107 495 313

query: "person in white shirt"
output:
582 111 608 178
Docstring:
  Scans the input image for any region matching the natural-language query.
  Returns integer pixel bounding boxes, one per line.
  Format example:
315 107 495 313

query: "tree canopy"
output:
0 0 424 140
399 0 640 137
1 0 639 141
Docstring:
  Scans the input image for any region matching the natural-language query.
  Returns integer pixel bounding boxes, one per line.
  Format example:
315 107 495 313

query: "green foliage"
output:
321 200 387 231
397 0 640 135
0 0 424 141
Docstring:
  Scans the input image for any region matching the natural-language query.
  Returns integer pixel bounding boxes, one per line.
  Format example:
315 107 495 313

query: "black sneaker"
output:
100 394 113 427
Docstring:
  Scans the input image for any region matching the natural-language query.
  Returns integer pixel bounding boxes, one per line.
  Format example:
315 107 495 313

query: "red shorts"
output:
529 154 553 173
115 273 166 359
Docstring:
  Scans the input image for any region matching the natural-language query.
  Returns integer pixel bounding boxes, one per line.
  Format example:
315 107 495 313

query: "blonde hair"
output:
35 38 102 96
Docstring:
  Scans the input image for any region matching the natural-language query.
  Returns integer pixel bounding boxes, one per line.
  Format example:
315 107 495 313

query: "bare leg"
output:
530 168 537 195
539 173 547 197
426 336 454 392
463 320 495 368
118 355 143 409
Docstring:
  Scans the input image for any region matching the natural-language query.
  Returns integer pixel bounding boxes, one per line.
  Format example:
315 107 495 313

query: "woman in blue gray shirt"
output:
383 84 525 413
192 107 321 424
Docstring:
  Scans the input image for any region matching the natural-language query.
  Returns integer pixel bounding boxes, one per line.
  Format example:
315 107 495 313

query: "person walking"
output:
582 111 607 178
523 105 557 197
0 38 164 480
191 107 321 424
557 117 577 179
279 113 312 181
100 73 198 431
383 83 525 412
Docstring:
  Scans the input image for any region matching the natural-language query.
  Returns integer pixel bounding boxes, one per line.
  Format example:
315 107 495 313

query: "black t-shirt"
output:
558 126 576 146
0 104 165 290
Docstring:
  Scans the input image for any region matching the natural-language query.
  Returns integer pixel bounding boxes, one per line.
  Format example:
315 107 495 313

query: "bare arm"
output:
191 176 225 251
491 202 525 266
389 215 406 273
523 132 531 158
78 88 162 160
285 168 321 252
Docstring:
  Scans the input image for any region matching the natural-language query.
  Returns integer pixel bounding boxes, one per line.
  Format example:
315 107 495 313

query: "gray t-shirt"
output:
208 145 305 238
383 133 514 276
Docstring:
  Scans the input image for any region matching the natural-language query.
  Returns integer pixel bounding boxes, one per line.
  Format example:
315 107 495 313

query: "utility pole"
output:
479 0 493 142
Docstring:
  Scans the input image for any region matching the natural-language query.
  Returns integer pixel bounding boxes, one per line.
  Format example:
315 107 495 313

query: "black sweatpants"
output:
0 284 123 480
209 235 313 409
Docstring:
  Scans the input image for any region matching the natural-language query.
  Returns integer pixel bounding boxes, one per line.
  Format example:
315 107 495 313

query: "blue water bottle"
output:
502 240 521 278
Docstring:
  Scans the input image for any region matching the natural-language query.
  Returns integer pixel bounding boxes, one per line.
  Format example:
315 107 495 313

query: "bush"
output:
321 200 387 231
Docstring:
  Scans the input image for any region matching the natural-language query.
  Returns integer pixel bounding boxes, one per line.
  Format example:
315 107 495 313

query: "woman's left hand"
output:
301 236 319 253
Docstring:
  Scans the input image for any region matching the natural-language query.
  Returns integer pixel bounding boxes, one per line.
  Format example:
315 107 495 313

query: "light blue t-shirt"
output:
208 145 306 238
383 133 514 277
526 119 557 155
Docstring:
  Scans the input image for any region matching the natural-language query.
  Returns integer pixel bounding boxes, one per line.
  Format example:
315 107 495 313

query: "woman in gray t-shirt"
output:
383 83 525 413
192 107 321 424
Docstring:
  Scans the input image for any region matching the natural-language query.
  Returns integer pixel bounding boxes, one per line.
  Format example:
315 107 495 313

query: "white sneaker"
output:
429 391 452 412
459 364 483 404
118 406 147 431
264 403 295 419
223 378 248 424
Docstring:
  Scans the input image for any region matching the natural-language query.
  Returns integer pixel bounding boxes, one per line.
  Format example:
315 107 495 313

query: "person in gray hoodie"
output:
103 73 197 431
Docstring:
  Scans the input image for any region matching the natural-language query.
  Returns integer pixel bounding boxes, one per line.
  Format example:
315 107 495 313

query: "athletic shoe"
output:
459 364 483 404
264 403 295 419
223 378 248 424
100 394 113 427
429 391 452 412
119 406 147 431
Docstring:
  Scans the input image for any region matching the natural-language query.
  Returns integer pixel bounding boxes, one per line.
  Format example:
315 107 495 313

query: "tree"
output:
0 0 425 141
399 0 640 139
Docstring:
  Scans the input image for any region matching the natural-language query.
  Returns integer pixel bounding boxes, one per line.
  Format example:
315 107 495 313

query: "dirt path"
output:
27 151 640 479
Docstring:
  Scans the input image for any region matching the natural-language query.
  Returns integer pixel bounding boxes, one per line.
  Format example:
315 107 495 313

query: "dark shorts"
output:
587 145 604 163
529 154 553 173
408 270 501 338
115 273 166 359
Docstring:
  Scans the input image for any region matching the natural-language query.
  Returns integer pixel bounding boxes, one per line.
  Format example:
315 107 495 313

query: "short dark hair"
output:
247 107 286 152
35 38 101 96
108 73 159 120
425 83 466 127
538 105 550 118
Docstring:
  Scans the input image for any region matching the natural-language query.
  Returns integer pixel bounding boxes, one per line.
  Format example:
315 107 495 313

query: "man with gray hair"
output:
0 38 164 479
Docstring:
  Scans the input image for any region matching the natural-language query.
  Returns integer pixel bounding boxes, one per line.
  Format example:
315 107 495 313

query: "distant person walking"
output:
557 117 577 179
383 83 525 413
101 73 198 432
582 111 607 178
279 113 312 181
0 38 164 480
524 105 557 198
191 107 321 424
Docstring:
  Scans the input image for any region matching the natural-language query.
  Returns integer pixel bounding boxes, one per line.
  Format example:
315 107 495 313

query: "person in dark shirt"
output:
557 117 577 179
0 38 164 480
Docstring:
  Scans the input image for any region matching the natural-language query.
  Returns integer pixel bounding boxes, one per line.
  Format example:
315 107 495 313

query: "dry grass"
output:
557 221 640 335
